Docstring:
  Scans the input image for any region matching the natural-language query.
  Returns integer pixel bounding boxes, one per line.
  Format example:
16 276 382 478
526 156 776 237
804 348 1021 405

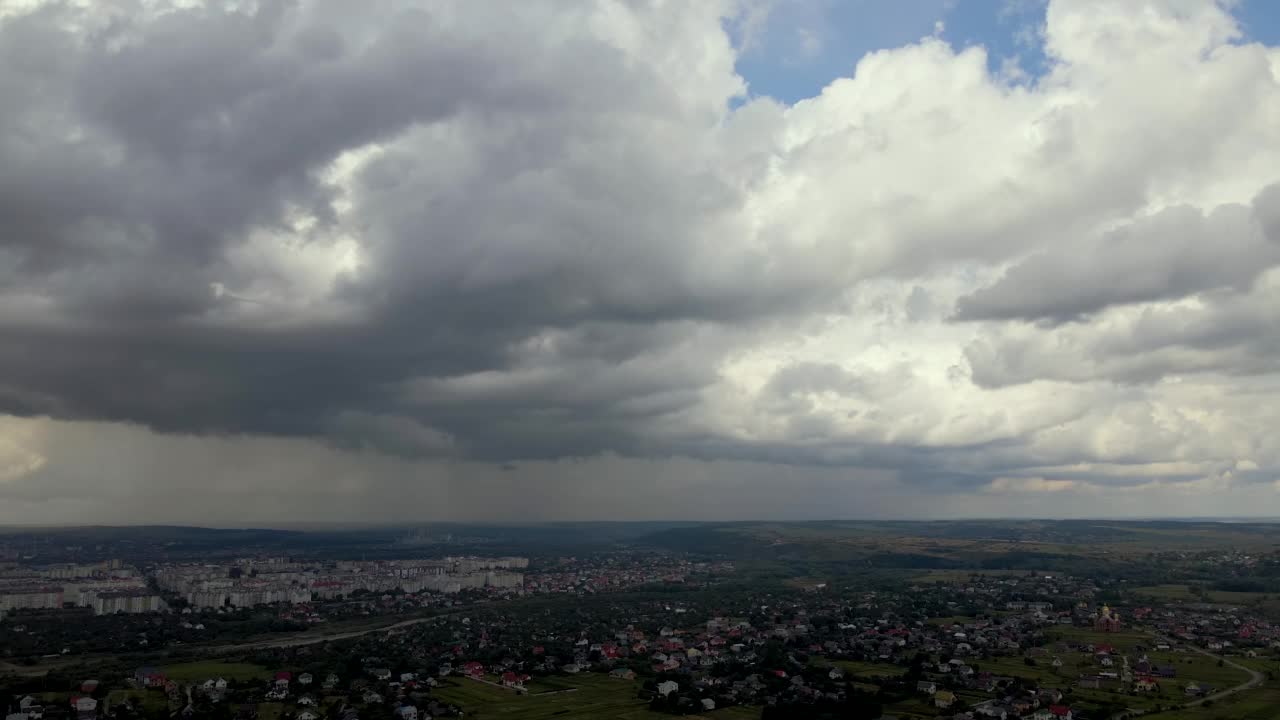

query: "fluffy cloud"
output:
1 0 1278 521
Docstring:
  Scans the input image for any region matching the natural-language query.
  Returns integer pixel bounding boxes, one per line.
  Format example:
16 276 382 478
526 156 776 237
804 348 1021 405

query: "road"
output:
1180 643 1265 707
1108 637 1265 719
0 612 460 678
208 613 453 653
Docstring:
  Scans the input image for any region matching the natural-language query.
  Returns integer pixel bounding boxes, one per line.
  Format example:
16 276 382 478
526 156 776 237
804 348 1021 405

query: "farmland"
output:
430 674 761 720
827 659 907 679
159 660 273 683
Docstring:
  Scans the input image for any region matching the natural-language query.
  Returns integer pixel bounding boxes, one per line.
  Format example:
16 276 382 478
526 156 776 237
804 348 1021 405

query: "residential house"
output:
974 703 1008 720
72 697 96 720
134 668 167 688
500 672 530 688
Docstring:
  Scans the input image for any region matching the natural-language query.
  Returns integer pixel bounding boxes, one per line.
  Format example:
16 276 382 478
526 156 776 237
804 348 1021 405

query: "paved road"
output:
1107 636 1265 719
208 597 565 653
0 613 457 678
1180 643 1265 707
208 613 453 653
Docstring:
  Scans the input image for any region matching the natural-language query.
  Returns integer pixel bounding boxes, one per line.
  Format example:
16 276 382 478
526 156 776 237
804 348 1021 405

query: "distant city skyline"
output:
1 1 1279 524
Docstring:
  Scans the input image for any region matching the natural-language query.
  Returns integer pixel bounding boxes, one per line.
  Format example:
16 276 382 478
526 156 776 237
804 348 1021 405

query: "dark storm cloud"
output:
953 186 1280 324
963 280 1280 389
0 0 774 460
2 0 1280 519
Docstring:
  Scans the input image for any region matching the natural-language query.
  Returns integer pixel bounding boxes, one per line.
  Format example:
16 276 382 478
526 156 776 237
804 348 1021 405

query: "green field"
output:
1134 584 1275 605
979 655 1073 685
1047 626 1155 650
1140 686 1280 719
830 660 907 679
883 696 943 718
914 569 1046 583
430 673 760 720
1148 654 1248 688
1041 635 1249 689
160 660 273 683
966 627 1257 720
105 690 170 716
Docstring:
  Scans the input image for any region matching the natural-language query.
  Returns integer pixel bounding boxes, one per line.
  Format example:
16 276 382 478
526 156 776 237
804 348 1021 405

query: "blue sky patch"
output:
732 0 1276 105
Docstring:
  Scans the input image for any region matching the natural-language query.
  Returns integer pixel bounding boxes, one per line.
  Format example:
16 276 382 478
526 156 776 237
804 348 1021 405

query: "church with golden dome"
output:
1093 604 1122 632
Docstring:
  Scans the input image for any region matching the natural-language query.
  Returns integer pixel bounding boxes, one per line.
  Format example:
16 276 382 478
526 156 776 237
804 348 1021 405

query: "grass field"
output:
1047 626 1154 649
914 569 1049 583
883 696 943 718
830 660 906 679
782 576 830 589
160 660 273 682
105 689 170 716
964 626 1258 720
972 655 1209 716
1141 654 1280 720
1042 633 1249 688
979 655 1072 685
1140 685 1280 719
431 673 761 720
1147 654 1249 688
1132 584 1280 613
258 702 283 720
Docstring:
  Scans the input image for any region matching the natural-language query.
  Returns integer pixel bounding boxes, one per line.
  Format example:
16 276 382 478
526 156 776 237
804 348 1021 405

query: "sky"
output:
1 0 1280 526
